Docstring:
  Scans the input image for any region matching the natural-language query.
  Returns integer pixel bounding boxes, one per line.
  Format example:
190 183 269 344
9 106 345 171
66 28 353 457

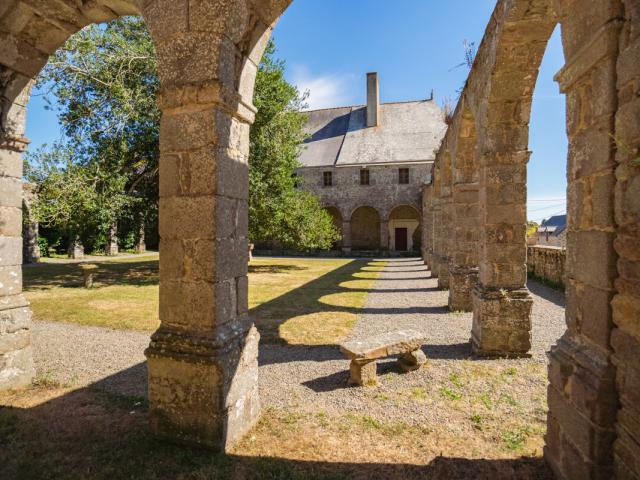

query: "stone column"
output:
544 3 622 478
342 220 352 254
106 223 119 256
430 198 442 278
449 182 479 312
136 216 146 253
144 80 260 450
0 84 35 389
471 150 532 357
68 236 84 260
437 195 453 290
611 2 640 477
22 183 40 264
380 220 389 255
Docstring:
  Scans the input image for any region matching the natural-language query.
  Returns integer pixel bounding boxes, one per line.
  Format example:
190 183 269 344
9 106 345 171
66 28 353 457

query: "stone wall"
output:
297 163 429 220
527 245 566 287
296 163 429 252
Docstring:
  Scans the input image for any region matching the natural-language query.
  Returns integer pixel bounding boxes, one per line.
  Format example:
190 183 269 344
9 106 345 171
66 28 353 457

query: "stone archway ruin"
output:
0 1 638 477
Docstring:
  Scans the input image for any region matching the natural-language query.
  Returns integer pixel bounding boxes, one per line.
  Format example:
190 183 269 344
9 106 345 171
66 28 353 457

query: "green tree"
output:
29 19 338 252
29 17 159 251
250 41 339 250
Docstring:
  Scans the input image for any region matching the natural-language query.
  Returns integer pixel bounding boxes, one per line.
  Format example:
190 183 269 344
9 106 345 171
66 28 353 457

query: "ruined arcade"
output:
0 0 639 479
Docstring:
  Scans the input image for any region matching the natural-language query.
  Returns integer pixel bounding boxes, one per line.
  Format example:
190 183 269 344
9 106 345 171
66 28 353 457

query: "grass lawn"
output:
23 255 385 345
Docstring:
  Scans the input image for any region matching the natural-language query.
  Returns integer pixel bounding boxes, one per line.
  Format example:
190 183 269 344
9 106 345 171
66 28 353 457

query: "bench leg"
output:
398 349 427 372
349 359 377 386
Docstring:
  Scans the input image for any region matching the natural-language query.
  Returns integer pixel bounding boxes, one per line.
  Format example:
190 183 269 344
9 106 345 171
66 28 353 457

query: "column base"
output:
146 323 260 451
471 285 532 357
448 265 479 312
545 333 617 480
0 299 35 390
437 257 451 290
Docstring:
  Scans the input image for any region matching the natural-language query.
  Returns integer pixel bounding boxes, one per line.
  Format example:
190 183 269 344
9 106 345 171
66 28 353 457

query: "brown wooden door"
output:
395 228 408 251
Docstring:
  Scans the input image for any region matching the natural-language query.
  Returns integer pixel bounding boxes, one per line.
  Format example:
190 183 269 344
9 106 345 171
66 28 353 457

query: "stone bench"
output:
340 329 427 386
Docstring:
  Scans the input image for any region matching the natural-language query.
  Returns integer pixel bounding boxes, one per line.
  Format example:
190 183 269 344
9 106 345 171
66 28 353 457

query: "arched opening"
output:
350 206 381 251
1 2 636 476
388 204 420 253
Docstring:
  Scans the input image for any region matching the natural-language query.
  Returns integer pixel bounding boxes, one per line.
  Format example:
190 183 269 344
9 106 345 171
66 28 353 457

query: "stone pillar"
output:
22 183 40 264
544 3 622 478
471 150 532 357
68 236 84 260
430 200 441 278
437 196 453 290
380 220 389 255
421 185 432 266
342 220 352 254
0 84 35 389
106 222 119 256
136 216 146 253
449 183 479 312
611 2 640 477
144 79 260 450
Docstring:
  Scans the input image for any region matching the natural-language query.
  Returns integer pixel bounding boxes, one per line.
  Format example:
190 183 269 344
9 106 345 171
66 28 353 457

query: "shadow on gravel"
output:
0 368 553 480
527 279 565 308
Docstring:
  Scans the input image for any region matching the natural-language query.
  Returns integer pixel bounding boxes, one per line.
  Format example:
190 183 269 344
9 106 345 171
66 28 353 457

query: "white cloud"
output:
291 66 356 111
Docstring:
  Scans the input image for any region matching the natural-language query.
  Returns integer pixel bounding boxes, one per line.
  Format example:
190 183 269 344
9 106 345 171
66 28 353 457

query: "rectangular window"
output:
323 171 333 187
399 168 410 184
360 169 370 186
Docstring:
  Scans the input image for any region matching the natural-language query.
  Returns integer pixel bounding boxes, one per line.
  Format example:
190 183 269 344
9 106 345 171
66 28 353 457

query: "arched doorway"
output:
388 205 420 253
350 206 381 251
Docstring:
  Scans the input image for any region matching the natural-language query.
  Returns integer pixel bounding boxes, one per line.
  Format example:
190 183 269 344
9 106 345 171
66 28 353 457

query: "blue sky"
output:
25 0 567 223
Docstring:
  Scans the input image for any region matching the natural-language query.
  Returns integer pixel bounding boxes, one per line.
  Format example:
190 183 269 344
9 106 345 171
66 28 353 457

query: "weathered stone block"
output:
0 344 34 389
471 286 532 357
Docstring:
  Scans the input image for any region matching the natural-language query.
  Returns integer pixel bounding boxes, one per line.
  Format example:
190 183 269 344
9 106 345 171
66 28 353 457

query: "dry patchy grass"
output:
0 385 551 480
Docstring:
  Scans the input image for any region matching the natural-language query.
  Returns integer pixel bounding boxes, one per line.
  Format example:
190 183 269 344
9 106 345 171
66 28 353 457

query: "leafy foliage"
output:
249 41 339 250
27 18 337 252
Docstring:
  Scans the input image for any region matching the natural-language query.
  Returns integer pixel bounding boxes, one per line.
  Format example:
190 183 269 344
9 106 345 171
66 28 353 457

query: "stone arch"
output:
1 1 638 473
388 204 420 253
0 1 140 391
350 206 381 251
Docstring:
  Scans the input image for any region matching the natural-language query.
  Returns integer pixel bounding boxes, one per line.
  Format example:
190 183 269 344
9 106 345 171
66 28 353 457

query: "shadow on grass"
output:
0 366 552 480
23 258 159 290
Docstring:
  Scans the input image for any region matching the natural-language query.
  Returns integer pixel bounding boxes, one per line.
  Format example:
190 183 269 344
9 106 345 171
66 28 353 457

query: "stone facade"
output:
0 0 638 477
296 164 429 253
527 245 566 287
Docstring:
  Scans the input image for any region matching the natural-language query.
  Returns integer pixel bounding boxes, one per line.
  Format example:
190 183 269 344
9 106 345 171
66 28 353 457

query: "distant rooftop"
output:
298 74 447 168
538 214 567 236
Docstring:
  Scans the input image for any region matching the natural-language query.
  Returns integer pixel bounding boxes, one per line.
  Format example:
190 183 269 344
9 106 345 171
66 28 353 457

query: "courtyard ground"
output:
0 257 565 479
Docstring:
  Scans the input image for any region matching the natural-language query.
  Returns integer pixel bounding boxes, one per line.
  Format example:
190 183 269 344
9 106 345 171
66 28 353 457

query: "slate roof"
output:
538 214 567 236
298 100 446 168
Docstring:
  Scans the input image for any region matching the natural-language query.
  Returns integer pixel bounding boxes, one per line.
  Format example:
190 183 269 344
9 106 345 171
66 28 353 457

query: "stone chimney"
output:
366 72 379 127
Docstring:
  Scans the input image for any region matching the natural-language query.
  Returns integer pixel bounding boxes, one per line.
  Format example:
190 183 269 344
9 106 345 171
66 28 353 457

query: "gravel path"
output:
32 257 566 427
